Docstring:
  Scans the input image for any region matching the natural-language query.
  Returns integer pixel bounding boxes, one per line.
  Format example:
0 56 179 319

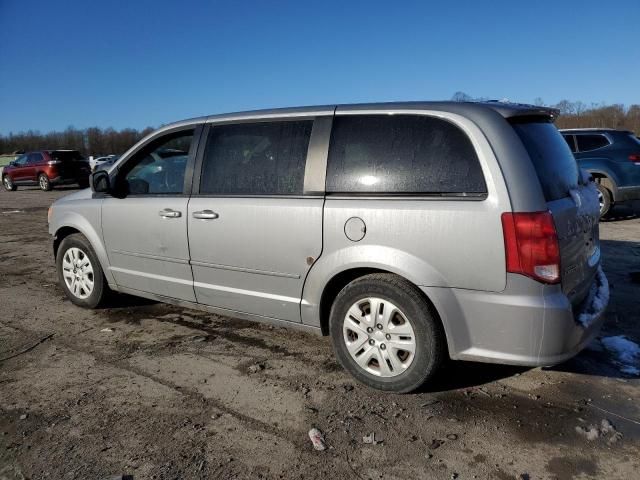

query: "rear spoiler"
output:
480 102 560 123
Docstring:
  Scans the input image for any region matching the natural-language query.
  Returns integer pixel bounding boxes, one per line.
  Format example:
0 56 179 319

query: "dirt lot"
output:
1 187 639 480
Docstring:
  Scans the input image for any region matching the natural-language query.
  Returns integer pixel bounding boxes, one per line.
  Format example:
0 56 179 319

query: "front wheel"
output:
2 175 17 191
329 273 446 393
38 173 52 191
56 233 107 308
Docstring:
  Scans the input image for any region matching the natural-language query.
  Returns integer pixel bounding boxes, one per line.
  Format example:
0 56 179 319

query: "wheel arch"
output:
585 169 619 201
315 268 447 350
52 216 116 287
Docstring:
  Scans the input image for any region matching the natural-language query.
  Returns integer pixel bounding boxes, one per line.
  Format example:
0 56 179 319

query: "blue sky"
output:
0 0 638 134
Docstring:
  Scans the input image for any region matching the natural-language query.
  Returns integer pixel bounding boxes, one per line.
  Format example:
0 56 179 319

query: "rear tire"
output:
38 173 52 191
329 273 446 393
2 175 17 191
56 233 107 308
596 183 612 217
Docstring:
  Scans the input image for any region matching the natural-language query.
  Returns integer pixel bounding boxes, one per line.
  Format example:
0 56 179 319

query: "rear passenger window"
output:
200 121 312 195
576 134 609 152
326 115 486 195
28 153 43 164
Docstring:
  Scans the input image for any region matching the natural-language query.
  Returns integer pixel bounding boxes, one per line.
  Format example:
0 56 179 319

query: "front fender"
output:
300 244 447 328
50 208 115 286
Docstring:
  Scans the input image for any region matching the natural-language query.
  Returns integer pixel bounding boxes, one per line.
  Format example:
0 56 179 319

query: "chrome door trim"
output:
110 249 190 265
189 260 300 279
304 115 333 195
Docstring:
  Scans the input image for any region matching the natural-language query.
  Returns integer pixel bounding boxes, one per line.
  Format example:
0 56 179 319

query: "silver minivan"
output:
48 102 609 392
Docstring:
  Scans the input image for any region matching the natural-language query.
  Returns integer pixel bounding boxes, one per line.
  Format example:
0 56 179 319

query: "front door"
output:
101 126 200 301
10 154 32 182
188 119 324 322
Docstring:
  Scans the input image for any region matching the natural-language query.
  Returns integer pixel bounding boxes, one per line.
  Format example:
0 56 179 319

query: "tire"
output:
38 173 52 191
596 183 612 218
2 175 17 191
56 233 107 308
329 273 446 393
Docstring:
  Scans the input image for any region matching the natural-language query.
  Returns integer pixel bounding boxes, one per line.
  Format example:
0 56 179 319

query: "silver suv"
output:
48 102 609 392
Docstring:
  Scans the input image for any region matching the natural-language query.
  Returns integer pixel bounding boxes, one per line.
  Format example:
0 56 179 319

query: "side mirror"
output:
9 161 15 167
90 170 111 193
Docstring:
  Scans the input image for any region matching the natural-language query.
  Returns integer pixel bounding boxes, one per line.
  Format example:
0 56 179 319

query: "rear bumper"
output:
424 269 609 367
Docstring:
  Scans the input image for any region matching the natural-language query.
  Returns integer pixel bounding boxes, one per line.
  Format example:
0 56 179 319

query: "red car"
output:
2 150 90 191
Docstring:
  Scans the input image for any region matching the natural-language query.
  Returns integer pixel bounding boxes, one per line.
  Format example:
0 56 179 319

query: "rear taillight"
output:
629 154 640 164
501 211 560 284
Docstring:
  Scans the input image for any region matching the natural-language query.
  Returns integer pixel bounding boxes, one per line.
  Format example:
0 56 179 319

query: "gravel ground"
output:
1 187 639 480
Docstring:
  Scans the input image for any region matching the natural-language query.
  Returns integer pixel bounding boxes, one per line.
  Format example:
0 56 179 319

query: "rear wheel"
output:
596 183 612 217
56 233 107 308
329 273 446 393
2 175 17 191
38 173 52 191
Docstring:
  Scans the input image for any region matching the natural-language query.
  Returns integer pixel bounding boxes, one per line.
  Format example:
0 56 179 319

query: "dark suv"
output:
560 129 640 216
2 150 90 191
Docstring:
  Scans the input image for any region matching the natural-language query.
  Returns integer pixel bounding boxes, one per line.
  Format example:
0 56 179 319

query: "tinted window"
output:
576 134 609 152
27 153 43 164
121 130 193 195
512 121 578 201
200 121 312 195
14 154 28 166
326 115 486 194
562 134 577 153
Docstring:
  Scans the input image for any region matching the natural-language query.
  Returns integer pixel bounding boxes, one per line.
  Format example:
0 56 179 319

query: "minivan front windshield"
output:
511 121 579 201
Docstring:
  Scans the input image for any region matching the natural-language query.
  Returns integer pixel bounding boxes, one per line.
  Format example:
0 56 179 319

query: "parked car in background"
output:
49 102 608 392
2 150 90 191
560 128 640 216
93 155 119 172
90 155 119 172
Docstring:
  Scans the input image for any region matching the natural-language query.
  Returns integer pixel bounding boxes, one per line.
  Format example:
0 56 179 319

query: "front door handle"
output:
192 210 219 220
159 208 181 218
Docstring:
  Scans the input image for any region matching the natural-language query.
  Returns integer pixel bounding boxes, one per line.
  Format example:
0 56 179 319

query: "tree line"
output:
2 96 640 156
0 126 155 157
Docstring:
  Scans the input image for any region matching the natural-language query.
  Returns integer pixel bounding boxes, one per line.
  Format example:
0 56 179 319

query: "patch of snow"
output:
576 266 609 328
601 335 640 376
571 181 600 216
569 188 582 209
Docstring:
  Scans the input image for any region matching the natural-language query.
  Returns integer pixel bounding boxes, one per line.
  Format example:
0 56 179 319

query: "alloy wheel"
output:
61 247 94 299
598 190 605 214
342 297 416 377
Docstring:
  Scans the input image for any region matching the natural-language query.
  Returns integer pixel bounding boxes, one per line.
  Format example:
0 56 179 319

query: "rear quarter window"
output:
576 134 610 152
512 121 578 201
326 115 486 195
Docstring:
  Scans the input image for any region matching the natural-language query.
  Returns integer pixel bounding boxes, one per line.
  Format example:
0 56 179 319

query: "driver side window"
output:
121 130 194 195
14 154 28 166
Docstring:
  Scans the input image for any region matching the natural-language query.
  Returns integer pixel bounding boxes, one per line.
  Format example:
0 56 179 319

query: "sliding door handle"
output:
192 210 219 220
159 208 181 218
